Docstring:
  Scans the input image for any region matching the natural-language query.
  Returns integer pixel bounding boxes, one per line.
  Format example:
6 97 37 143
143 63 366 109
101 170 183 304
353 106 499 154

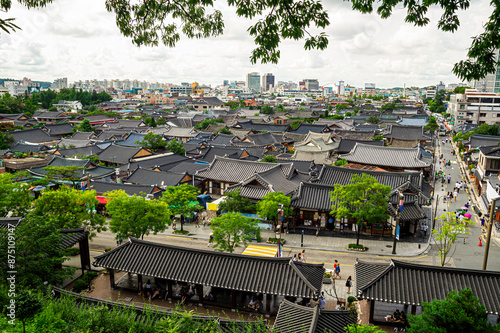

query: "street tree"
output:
334 158 348 167
260 155 277 163
161 184 201 231
210 212 259 253
105 190 171 240
29 186 106 238
408 288 498 333
15 290 43 333
218 188 255 213
136 132 166 152
165 139 186 155
0 132 14 149
42 165 86 188
78 119 93 132
0 172 33 218
257 192 293 225
156 117 167 125
433 212 473 267
424 116 440 132
0 215 75 289
330 174 391 246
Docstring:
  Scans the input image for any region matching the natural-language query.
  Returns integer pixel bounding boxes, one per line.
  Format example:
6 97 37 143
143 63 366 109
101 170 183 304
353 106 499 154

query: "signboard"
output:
396 225 400 240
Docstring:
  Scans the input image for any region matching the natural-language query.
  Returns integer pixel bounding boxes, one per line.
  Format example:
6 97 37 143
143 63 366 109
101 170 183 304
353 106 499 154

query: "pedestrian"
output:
298 253 302 262
481 217 485 227
423 224 428 237
464 182 467 191
316 224 319 237
447 175 451 184
453 191 458 202
467 199 471 207
456 183 461 193
334 260 341 279
302 249 306 262
319 294 326 309
293 254 297 262
345 276 352 293
207 233 214 247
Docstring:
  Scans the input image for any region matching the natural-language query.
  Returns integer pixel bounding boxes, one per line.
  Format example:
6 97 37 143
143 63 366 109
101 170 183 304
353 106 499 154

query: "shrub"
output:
348 243 364 249
324 272 332 278
173 230 189 235
72 279 88 293
65 247 80 256
83 271 99 285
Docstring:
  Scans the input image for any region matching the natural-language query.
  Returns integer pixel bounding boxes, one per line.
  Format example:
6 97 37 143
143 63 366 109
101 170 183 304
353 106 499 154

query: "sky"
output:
0 0 492 88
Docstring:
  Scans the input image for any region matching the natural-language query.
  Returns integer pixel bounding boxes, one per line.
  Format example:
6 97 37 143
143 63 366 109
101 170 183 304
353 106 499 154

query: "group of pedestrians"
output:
293 249 307 263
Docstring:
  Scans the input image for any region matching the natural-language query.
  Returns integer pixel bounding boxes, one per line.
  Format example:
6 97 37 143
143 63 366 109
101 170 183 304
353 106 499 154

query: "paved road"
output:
430 136 500 271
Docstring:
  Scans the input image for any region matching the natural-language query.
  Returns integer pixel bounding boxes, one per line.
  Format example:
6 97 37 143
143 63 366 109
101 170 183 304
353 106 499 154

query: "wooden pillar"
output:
266 294 271 314
411 305 417 315
138 274 143 293
79 235 91 276
197 284 204 304
231 290 237 309
369 300 375 323
167 280 173 300
109 269 115 290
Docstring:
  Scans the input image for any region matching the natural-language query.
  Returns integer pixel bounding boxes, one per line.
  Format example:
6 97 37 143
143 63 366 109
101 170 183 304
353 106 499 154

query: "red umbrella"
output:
464 213 472 218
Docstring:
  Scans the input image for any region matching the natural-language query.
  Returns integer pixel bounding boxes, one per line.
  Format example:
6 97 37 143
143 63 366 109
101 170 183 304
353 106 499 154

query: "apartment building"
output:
448 89 500 125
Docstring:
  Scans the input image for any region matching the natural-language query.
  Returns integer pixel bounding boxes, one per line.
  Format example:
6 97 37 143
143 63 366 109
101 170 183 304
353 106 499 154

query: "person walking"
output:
453 190 458 202
456 183 461 193
334 260 341 279
345 276 352 293
423 224 428 237
301 249 306 263
447 175 451 184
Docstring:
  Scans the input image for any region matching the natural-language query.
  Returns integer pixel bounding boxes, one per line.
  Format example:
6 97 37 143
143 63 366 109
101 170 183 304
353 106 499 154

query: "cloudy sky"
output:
0 0 492 88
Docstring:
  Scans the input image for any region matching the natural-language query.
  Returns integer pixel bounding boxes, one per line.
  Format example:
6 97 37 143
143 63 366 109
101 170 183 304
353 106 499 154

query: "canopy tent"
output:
207 196 226 211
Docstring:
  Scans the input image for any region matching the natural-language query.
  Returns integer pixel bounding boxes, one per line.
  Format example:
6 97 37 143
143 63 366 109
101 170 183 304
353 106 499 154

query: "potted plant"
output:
323 272 332 284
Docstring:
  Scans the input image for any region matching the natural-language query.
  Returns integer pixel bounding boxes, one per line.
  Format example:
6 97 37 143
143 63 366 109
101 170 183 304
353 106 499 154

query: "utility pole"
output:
392 191 404 254
482 198 497 270
277 204 283 258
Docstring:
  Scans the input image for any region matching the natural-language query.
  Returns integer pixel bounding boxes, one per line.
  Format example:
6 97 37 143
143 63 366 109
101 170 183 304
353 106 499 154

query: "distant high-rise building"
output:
261 73 275 92
223 80 229 86
436 81 445 92
246 72 261 92
471 49 500 92
338 80 345 95
52 77 68 90
303 79 319 91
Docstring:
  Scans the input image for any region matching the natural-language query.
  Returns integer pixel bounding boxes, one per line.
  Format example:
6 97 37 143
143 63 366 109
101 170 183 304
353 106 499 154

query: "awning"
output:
242 244 277 257
96 196 108 205
207 196 226 211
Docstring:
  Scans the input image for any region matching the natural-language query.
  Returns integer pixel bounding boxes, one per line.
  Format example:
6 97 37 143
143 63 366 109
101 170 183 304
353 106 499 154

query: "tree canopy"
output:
217 189 255 213
161 184 201 230
105 190 171 240
257 192 293 224
0 172 33 218
165 139 186 155
137 132 167 152
433 212 473 267
210 213 259 253
330 174 391 245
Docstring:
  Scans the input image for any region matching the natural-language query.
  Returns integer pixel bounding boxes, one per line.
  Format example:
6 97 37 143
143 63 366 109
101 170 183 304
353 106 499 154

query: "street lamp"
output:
392 191 404 254
277 204 283 257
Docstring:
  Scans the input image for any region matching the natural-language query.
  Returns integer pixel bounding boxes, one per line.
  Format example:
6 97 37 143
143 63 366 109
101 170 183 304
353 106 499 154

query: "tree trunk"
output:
356 224 360 246
180 215 184 231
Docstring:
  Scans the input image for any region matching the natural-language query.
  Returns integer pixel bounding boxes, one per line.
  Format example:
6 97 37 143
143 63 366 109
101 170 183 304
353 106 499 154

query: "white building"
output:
448 89 500 125
246 72 261 92
470 49 500 93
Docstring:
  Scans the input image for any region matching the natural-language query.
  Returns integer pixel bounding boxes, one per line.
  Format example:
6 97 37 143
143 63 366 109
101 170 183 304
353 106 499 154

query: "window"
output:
491 159 500 170
480 113 487 117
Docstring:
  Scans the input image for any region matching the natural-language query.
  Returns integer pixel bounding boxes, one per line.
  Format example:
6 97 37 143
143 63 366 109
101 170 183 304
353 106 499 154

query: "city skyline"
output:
0 0 490 88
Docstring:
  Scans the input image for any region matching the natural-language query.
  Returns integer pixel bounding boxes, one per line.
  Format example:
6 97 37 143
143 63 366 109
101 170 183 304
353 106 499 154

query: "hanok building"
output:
355 260 500 326
339 144 432 174
124 168 194 189
384 125 432 148
291 165 430 235
292 132 338 165
98 144 154 166
92 238 325 315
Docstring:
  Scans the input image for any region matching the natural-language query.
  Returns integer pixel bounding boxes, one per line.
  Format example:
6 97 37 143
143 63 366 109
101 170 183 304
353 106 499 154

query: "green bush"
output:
65 247 80 256
173 230 189 235
324 272 332 278
72 279 88 293
82 271 99 285
267 237 285 244
348 243 364 249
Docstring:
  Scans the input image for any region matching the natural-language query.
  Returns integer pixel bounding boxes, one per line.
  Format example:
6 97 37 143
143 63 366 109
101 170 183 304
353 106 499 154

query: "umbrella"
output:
464 213 472 218
461 206 468 210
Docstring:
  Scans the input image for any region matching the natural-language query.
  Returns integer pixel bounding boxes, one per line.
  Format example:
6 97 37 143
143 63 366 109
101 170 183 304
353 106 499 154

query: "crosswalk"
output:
242 244 278 257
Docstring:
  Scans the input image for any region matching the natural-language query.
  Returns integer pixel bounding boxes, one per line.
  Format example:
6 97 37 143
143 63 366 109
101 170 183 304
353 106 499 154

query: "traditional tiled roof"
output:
125 168 189 187
288 124 329 135
93 238 324 298
291 182 334 210
8 128 60 143
94 130 130 141
274 300 356 333
196 157 293 183
234 121 289 133
387 201 426 221
164 126 196 138
465 135 500 148
335 138 384 154
479 145 500 157
397 117 428 127
117 153 190 171
242 132 279 146
356 260 500 314
118 133 147 147
57 138 92 148
29 156 115 180
385 125 431 141
70 131 95 140
54 145 102 158
60 228 88 249
98 144 153 164
8 142 51 153
339 144 431 169
332 129 374 141
43 123 73 136
91 180 160 197
209 133 237 146
164 161 209 174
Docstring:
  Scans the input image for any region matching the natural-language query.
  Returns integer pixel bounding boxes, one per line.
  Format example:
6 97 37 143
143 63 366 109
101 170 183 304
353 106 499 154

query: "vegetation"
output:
330 174 391 246
78 119 93 132
0 172 32 218
165 139 186 155
433 212 473 267
408 288 499 333
424 116 440 132
161 184 201 231
260 105 274 114
210 213 259 253
0 132 14 149
257 192 293 225
335 158 348 167
427 90 447 114
137 132 167 152
217 127 232 135
194 118 224 130
290 119 302 130
105 190 171 240
372 134 384 141
144 116 157 128
260 154 277 163
217 188 255 213
41 165 86 188
366 116 379 124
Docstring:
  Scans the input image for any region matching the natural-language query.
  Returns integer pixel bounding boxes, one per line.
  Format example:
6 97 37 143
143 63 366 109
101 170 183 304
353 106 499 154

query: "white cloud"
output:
0 0 493 87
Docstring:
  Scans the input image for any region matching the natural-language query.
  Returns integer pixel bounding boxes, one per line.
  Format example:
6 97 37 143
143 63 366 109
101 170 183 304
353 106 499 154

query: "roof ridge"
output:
289 260 319 293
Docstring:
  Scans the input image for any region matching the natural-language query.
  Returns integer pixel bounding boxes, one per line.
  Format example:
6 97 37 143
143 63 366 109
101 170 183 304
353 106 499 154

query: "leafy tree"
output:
257 192 293 225
373 134 384 141
381 102 396 112
366 116 379 124
0 132 14 149
218 188 255 213
330 174 391 246
0 93 24 114
290 119 302 130
260 105 274 114
474 123 499 136
144 116 157 128
0 172 33 218
345 111 352 117
453 86 471 94
334 158 348 167
332 114 344 120
345 324 385 333
424 116 440 132
161 184 201 231
217 127 233 135
0 215 75 289
276 104 285 112
105 190 171 240
42 165 86 188
433 212 473 267
408 288 498 333
137 132 166 152
16 290 43 333
210 213 259 253
260 154 277 163
336 104 347 112
156 116 167 125
78 119 93 132
28 187 106 238
194 118 224 130
165 139 186 155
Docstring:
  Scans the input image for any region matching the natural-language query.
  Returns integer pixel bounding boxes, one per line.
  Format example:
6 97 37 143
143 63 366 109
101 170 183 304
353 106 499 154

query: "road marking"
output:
319 251 350 255
376 254 428 259
90 249 105 253
166 235 191 240
308 260 354 267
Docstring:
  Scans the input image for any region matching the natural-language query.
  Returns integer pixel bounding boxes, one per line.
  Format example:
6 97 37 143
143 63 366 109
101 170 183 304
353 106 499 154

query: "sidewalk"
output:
160 223 430 258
